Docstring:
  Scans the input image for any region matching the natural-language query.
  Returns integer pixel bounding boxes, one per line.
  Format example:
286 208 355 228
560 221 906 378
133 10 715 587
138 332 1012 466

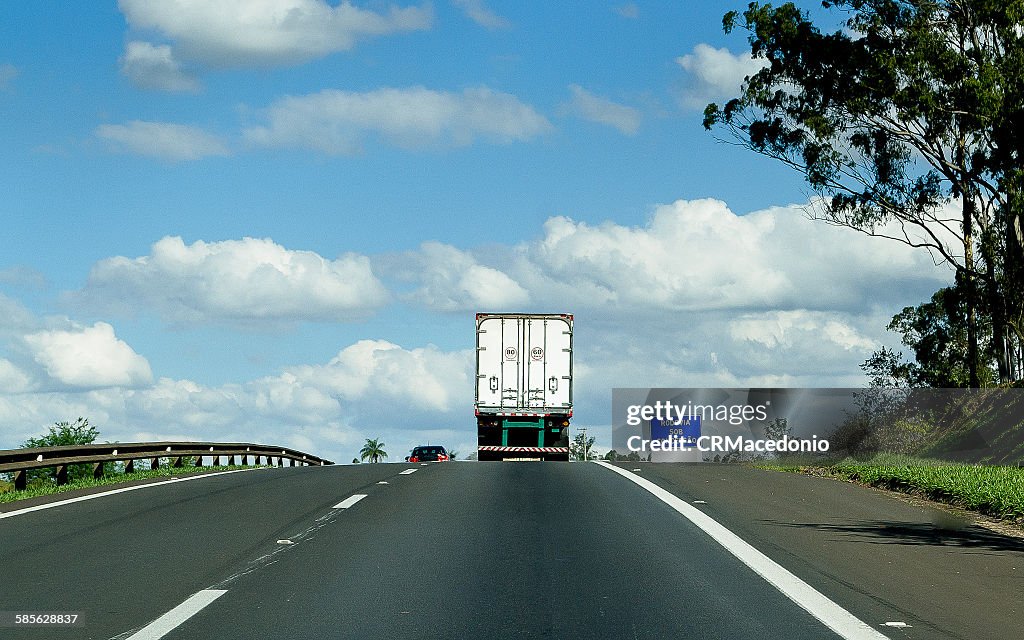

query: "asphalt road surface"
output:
0 462 1020 639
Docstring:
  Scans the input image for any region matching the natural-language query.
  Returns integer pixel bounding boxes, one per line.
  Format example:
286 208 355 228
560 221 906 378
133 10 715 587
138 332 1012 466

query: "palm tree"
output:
360 438 388 463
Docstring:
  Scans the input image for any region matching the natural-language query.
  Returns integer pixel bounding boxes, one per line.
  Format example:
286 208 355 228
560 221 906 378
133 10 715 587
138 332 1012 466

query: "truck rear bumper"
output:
478 446 569 454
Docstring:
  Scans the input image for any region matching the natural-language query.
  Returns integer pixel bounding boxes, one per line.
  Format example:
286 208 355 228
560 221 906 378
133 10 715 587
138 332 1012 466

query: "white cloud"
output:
452 0 511 30
96 121 230 161
0 63 17 89
499 199 947 313
120 41 200 92
0 293 40 334
386 198 948 397
77 236 389 324
0 266 48 290
244 86 552 154
383 241 529 311
283 340 471 414
675 43 767 109
0 359 34 394
729 310 876 351
118 0 433 67
0 338 474 463
23 322 153 389
564 84 641 135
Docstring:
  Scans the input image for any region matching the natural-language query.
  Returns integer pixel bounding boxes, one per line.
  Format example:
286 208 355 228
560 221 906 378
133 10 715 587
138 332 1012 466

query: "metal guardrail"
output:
0 442 334 490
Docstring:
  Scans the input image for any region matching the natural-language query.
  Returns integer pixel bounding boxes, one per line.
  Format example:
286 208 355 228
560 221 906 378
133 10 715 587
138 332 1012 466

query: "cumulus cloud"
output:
0 338 474 463
120 41 199 92
496 199 948 313
729 310 877 351
0 293 42 337
0 266 48 290
0 359 34 394
374 198 949 408
377 198 950 420
23 322 153 389
382 241 529 311
243 86 553 154
77 236 389 324
564 84 641 135
118 0 432 67
675 43 767 109
284 340 471 414
452 0 511 29
96 121 230 161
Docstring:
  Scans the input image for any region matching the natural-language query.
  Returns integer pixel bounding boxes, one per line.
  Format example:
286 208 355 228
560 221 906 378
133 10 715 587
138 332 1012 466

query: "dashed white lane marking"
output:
399 469 418 475
125 589 226 640
594 461 890 640
0 468 263 521
332 494 368 509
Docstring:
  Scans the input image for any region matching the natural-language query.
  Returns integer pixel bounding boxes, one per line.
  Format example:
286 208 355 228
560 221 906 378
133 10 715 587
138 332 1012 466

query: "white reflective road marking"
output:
126 589 226 640
333 494 368 509
399 469 418 475
594 461 889 640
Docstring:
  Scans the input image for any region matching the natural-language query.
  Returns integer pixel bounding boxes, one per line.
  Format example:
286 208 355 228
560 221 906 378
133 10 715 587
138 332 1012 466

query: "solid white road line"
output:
594 461 890 640
399 468 418 475
125 589 226 640
333 494 368 509
0 468 263 521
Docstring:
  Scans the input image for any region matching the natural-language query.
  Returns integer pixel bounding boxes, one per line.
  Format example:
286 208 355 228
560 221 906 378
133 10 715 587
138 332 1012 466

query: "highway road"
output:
0 461 1020 639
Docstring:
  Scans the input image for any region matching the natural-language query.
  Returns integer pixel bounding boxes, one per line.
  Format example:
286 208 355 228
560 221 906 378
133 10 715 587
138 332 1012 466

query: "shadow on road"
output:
762 519 1024 553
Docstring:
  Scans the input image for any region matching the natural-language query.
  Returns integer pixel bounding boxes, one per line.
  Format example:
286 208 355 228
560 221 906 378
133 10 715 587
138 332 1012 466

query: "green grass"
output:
0 464 265 505
757 453 1024 521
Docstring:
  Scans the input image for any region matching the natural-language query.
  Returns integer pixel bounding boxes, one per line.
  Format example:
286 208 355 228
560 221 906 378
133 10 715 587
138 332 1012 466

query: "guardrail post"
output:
229 455 236 466
14 469 26 490
194 456 203 467
55 464 68 486
93 462 104 480
150 457 159 470
173 456 183 468
124 459 135 474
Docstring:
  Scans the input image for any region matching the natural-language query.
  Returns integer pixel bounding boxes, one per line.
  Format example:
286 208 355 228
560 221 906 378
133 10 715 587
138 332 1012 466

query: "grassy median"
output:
0 464 264 505
758 453 1024 522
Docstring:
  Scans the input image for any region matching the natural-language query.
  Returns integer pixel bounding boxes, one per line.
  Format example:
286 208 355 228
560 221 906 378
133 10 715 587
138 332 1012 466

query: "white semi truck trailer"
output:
475 313 573 461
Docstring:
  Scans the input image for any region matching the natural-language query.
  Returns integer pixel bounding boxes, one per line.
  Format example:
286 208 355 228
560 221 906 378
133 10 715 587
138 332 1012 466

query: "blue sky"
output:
0 1 950 461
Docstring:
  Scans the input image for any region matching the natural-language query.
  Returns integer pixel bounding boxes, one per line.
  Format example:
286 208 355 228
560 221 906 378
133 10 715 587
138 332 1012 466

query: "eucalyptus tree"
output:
704 0 1024 385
